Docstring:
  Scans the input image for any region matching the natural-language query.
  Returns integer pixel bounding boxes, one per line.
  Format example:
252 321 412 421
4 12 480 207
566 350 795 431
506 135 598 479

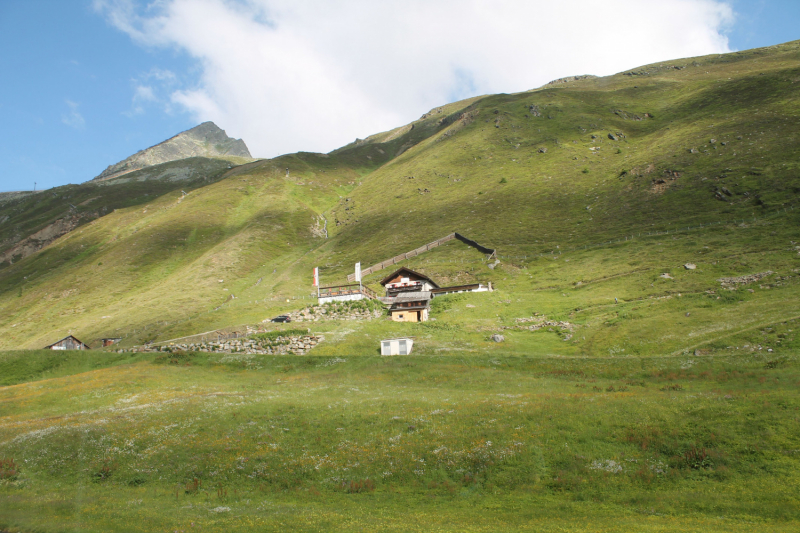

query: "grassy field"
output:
1 41 800 532
0 350 798 532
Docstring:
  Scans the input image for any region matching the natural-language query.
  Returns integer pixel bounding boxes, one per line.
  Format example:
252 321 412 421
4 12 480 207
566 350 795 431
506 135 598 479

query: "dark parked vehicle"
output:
271 315 291 323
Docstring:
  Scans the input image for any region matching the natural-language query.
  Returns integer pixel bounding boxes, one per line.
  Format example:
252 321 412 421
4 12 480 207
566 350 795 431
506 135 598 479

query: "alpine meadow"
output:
1 41 799 532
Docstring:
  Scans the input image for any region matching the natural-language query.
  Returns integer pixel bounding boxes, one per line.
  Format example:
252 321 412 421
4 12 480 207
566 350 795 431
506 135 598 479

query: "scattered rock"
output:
538 147 548 153
608 133 618 141
125 334 323 356
490 334 505 343
660 273 673 279
721 187 733 196
684 263 697 270
545 75 597 86
466 304 476 308
509 316 575 333
714 191 729 202
718 271 774 287
284 303 383 322
710 138 717 144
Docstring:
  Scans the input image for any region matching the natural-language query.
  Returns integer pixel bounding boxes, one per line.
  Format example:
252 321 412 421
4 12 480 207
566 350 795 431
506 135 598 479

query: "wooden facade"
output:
44 335 90 350
389 299 429 322
378 268 491 323
317 284 377 304
379 267 439 297
431 282 492 297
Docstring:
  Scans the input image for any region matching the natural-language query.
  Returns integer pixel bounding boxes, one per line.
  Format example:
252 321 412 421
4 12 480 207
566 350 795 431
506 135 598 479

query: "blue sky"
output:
0 0 797 193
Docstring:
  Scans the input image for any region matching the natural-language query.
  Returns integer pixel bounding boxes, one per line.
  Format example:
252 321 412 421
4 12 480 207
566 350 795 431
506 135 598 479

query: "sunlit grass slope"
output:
0 350 798 532
1 41 800 533
0 41 799 355
0 156 244 256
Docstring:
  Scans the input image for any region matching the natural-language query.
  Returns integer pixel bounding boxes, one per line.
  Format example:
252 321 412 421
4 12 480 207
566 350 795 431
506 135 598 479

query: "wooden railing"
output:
347 232 495 282
319 284 377 299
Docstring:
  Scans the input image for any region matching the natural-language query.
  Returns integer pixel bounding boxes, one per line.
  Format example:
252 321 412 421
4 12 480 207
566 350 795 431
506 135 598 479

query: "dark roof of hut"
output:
379 267 439 288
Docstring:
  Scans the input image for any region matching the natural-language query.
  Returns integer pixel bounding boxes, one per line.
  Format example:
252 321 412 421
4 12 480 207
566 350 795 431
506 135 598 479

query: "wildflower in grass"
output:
319 357 347 367
589 459 623 473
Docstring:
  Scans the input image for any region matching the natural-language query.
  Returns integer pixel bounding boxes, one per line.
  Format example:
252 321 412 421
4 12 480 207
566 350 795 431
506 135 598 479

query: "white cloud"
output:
124 85 155 116
61 100 86 130
134 85 156 102
123 67 178 116
95 0 735 158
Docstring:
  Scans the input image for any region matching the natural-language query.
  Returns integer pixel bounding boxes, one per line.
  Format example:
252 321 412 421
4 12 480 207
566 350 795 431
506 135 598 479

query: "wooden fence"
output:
319 284 377 299
347 232 496 282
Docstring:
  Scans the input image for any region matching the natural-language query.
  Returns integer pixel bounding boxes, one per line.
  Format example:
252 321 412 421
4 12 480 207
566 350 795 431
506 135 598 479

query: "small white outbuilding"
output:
380 337 414 356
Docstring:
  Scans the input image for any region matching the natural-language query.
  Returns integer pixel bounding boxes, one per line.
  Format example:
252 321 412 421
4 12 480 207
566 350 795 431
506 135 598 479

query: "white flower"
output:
589 459 623 473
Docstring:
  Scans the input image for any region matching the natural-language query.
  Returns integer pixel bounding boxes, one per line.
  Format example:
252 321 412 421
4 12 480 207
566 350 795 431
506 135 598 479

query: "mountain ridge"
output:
0 39 799 354
2 40 800 533
93 121 253 181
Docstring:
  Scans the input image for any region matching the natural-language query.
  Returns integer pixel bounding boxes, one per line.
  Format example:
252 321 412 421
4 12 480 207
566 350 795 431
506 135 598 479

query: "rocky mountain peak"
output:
93 121 252 181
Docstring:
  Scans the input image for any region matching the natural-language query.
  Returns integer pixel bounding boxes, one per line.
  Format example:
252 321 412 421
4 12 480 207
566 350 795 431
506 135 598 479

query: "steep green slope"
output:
310 40 800 356
0 42 799 354
327 42 800 260
1 42 800 533
0 98 481 349
0 156 247 267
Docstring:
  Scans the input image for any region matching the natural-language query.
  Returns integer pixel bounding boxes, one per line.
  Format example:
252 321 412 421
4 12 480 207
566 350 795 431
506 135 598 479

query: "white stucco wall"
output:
318 293 366 305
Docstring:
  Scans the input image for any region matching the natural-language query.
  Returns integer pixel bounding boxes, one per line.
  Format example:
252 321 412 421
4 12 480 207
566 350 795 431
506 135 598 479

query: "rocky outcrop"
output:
511 315 575 331
504 315 576 341
0 214 89 265
281 305 383 322
718 271 774 287
94 122 252 181
545 75 597 86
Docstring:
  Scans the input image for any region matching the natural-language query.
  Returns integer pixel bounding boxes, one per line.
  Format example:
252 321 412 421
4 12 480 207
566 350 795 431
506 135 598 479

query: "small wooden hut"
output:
388 292 431 322
379 267 439 297
44 335 90 350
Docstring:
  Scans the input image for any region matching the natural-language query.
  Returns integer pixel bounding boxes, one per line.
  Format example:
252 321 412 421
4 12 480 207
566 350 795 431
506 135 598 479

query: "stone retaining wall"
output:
124 335 323 356
285 306 383 322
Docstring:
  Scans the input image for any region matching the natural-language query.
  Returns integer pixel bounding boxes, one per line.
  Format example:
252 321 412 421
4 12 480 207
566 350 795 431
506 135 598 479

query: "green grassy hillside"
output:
0 157 247 267
1 41 800 533
2 41 798 355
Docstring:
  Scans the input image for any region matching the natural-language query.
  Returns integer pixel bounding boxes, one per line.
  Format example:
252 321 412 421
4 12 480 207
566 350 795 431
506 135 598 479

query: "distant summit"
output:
94 122 252 181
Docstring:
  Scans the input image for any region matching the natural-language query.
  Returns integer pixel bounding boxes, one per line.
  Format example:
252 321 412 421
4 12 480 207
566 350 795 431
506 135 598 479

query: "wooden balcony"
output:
319 284 377 300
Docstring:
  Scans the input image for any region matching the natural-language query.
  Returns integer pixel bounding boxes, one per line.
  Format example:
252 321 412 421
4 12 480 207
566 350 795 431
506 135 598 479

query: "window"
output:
399 340 408 355
382 341 391 355
398 314 404 319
